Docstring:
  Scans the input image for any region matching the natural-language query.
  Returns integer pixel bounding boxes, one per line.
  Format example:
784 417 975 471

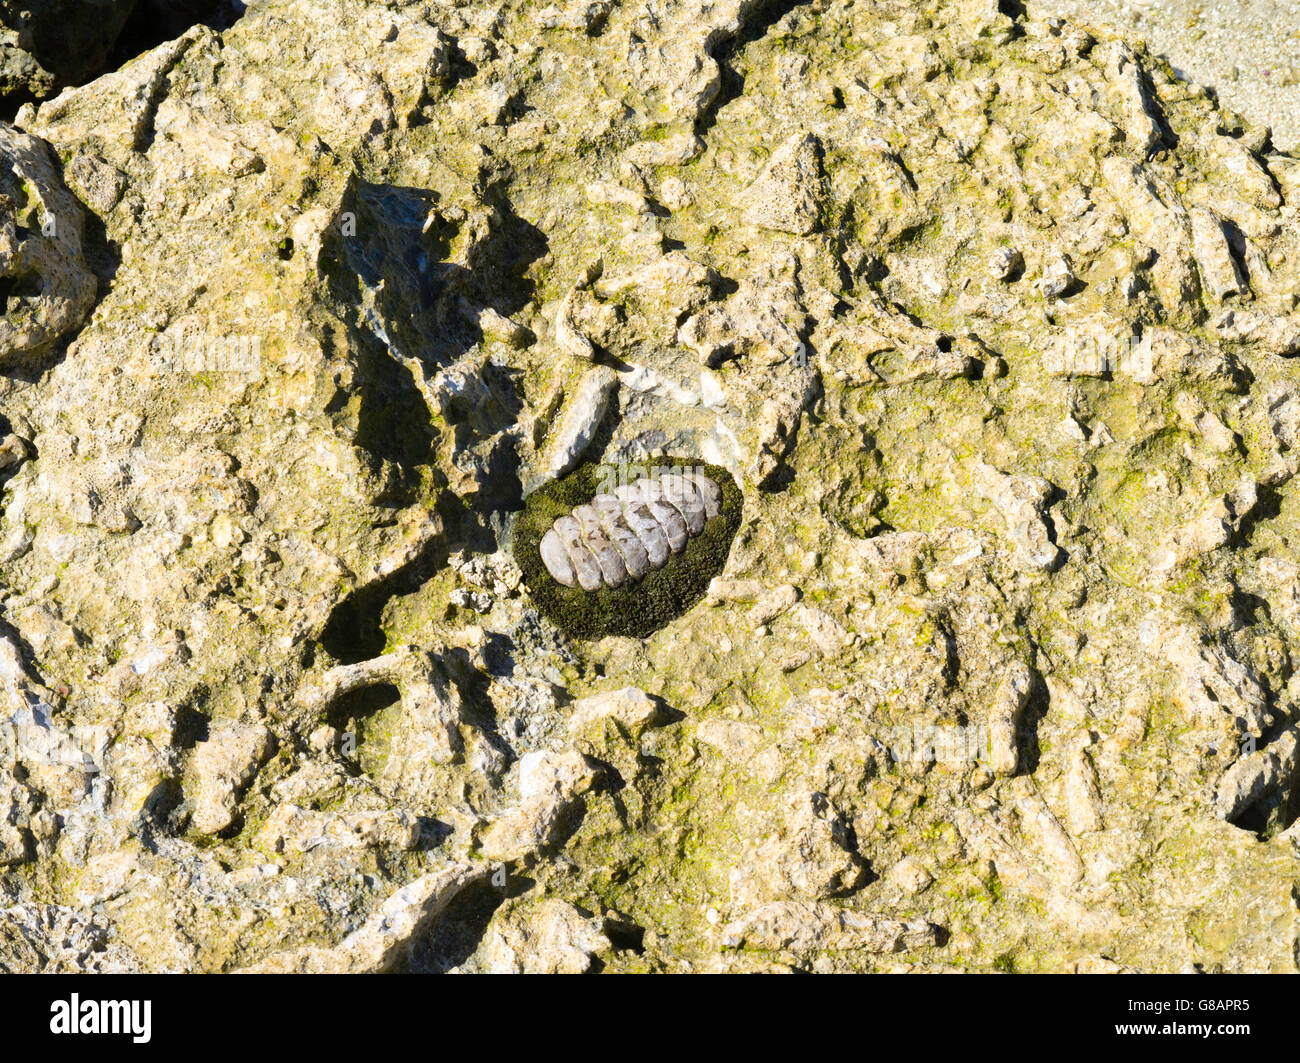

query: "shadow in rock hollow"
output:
315 179 547 663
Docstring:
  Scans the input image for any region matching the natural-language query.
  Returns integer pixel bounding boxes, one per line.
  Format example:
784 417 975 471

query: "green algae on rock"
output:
514 459 742 639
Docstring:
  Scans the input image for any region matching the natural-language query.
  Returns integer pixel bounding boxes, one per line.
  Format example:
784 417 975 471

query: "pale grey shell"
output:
538 470 722 590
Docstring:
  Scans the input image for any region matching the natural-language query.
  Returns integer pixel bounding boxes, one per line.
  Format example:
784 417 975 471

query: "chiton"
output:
538 470 722 591
513 459 743 640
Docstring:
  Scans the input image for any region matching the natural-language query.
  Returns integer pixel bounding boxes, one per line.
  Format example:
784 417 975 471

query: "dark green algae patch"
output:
514 457 743 639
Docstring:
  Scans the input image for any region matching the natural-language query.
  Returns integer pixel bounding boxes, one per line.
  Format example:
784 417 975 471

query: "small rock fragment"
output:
189 723 275 836
742 132 825 235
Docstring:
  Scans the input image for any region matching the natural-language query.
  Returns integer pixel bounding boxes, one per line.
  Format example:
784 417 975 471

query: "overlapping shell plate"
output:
538 470 723 590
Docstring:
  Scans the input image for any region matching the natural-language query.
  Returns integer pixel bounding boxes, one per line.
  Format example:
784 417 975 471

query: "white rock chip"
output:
567 687 663 735
540 366 618 479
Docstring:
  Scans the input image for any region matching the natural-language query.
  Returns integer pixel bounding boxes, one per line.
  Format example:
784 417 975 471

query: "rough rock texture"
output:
0 124 97 366
1 0 1300 974
0 902 142 972
0 1 234 104
0 1 139 102
1034 0 1300 152
481 897 611 974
